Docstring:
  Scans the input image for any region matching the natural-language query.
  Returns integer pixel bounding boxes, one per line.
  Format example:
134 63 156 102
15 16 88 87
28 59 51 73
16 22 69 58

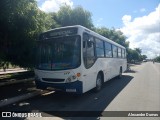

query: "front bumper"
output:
35 80 83 94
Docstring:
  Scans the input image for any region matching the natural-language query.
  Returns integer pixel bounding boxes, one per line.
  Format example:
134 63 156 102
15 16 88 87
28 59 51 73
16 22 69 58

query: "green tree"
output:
141 55 147 60
0 0 56 68
127 48 143 63
154 56 160 62
135 48 141 55
135 48 145 61
51 5 94 29
94 27 129 48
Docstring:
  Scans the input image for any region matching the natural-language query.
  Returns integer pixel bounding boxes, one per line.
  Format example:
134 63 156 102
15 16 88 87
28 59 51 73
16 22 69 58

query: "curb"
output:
0 69 27 75
0 78 34 87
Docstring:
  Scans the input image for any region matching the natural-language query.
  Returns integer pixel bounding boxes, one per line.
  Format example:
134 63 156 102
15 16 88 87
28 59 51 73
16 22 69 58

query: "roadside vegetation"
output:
154 56 160 63
0 0 147 70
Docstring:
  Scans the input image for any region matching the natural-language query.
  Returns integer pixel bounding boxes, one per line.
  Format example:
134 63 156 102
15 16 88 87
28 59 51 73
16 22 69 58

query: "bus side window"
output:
83 41 86 48
87 37 95 56
83 33 89 48
83 33 96 68
112 45 118 58
118 47 122 58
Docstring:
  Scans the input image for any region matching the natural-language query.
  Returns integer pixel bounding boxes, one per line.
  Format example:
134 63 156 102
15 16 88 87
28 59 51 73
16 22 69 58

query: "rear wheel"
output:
118 67 122 79
95 74 103 92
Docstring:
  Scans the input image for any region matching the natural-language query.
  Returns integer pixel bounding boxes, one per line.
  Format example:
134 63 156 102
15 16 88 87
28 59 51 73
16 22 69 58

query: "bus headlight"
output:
66 75 77 83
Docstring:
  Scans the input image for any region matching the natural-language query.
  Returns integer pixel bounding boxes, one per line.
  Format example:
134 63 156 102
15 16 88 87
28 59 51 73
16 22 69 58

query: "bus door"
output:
82 33 97 91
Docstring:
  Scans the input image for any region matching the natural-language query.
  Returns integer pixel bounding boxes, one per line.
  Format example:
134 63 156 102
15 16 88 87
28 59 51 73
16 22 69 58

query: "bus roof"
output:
43 25 126 49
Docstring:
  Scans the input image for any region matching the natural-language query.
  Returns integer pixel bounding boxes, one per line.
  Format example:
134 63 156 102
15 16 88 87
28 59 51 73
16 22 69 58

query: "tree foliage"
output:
0 0 56 68
127 48 139 62
51 5 94 29
94 27 129 48
154 56 160 62
127 48 147 63
141 55 147 60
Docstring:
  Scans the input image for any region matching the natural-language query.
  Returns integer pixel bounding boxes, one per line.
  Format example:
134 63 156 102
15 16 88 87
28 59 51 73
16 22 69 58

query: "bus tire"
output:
118 67 122 79
95 74 103 92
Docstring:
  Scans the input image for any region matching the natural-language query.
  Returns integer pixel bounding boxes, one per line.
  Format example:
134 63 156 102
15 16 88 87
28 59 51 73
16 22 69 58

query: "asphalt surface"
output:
0 80 36 100
102 62 160 120
0 62 160 120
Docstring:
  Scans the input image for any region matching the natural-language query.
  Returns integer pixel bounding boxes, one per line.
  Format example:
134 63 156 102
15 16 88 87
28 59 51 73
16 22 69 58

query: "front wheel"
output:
95 74 103 92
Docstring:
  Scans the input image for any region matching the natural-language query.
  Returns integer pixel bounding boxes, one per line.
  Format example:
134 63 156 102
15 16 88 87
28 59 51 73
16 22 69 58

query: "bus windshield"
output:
36 35 81 70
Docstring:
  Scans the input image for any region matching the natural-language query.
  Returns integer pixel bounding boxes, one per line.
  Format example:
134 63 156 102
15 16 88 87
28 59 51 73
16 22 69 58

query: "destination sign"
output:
49 28 78 37
39 27 78 40
50 30 74 37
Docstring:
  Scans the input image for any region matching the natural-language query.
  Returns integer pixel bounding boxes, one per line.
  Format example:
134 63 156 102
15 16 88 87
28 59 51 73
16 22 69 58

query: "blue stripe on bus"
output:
35 80 83 94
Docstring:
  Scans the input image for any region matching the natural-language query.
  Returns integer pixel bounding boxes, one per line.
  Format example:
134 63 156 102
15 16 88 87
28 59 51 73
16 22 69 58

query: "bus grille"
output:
42 78 65 82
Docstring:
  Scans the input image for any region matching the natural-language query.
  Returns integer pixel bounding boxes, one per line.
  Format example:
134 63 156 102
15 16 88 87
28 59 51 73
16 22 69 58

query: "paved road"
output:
102 62 160 120
1 62 160 120
0 80 36 100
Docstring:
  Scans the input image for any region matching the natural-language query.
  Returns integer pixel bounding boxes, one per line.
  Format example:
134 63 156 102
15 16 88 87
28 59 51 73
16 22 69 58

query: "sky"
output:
36 0 160 59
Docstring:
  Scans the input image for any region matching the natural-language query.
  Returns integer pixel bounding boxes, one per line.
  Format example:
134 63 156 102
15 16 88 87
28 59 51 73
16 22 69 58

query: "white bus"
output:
34 25 127 94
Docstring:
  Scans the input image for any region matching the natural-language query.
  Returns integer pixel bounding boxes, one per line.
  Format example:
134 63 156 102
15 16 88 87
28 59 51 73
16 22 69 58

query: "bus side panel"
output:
122 59 127 72
81 58 127 93
81 64 97 93
103 58 127 81
102 58 114 82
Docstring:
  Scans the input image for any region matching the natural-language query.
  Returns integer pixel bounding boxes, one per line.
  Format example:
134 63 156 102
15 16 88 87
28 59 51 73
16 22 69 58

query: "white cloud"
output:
39 0 73 13
122 15 132 25
120 4 160 58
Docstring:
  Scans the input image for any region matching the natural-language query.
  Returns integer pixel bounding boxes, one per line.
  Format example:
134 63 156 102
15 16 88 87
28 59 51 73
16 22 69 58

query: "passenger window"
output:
105 42 112 50
121 49 126 58
112 45 118 58
105 42 112 57
118 48 122 58
95 38 105 57
83 33 96 68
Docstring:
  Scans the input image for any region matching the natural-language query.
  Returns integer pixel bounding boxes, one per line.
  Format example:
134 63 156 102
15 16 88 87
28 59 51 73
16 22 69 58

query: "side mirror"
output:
87 40 94 48
87 40 93 48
